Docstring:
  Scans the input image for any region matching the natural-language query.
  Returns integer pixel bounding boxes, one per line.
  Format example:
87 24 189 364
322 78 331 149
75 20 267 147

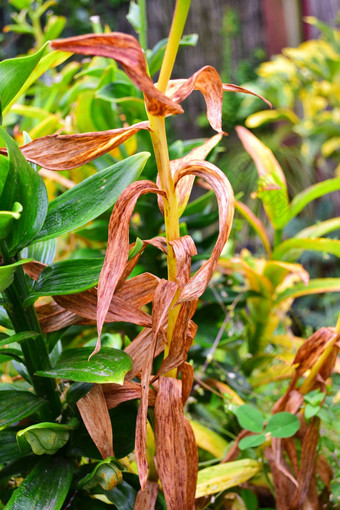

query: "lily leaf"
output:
0 390 46 427
16 419 78 455
36 347 132 384
0 258 33 293
272 237 340 262
275 278 340 304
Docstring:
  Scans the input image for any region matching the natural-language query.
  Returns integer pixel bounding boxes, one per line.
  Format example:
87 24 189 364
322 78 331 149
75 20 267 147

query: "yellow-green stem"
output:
148 0 191 375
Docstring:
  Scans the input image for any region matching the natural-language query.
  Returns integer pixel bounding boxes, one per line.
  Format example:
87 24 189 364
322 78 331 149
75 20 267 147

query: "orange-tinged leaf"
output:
223 83 272 108
0 122 150 170
136 280 178 490
97 180 165 352
183 417 198 509
36 301 94 333
166 66 223 132
204 378 245 406
235 200 271 258
173 160 234 302
179 362 194 405
169 235 197 288
102 381 156 409
134 480 159 510
77 384 113 459
51 34 182 117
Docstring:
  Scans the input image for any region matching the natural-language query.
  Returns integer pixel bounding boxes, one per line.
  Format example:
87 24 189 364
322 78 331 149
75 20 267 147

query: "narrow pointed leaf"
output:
174 161 234 302
235 200 271 257
196 459 261 498
5 456 73 510
294 217 340 239
190 420 229 458
51 33 182 116
275 278 340 304
35 152 150 242
223 83 272 108
0 390 46 427
77 385 114 459
97 180 165 350
1 122 149 170
272 237 340 262
36 347 132 384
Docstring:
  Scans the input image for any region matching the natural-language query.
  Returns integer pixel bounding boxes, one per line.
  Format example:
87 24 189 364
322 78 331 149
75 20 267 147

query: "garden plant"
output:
0 0 339 509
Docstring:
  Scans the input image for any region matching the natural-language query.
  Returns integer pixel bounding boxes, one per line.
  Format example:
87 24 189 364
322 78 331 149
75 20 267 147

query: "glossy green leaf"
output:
287 177 340 224
35 153 150 243
235 404 264 433
196 459 261 498
294 217 340 239
0 305 12 329
0 43 47 112
36 347 132 384
0 202 22 239
66 382 94 405
21 237 57 266
16 419 78 455
0 348 23 364
0 259 33 292
275 278 340 304
272 237 340 261
265 412 300 438
104 474 140 510
110 402 138 459
78 458 123 490
0 390 46 427
5 456 73 510
238 434 266 450
0 431 25 463
0 127 48 255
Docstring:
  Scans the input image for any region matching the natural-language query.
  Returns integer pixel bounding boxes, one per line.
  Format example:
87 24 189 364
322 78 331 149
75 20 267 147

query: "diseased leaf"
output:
77 385 114 459
173 161 234 302
35 152 150 242
0 122 149 170
223 83 272 108
235 200 271 257
134 480 158 510
97 180 165 351
51 33 182 116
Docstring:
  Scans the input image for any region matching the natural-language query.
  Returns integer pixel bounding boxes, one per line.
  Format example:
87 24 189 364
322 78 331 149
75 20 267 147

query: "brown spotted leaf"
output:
97 180 165 353
51 34 182 117
0 122 150 170
179 362 194 405
134 480 159 510
36 301 95 333
102 381 156 409
223 83 272 108
136 280 178 490
154 377 188 510
173 160 234 302
124 327 163 381
77 384 113 459
183 416 198 509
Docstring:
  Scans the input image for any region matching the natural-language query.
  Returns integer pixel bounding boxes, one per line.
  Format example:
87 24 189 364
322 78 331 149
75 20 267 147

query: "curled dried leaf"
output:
97 180 165 352
223 83 272 108
0 122 150 170
36 301 95 333
51 34 182 117
77 384 113 459
173 160 234 302
102 381 156 409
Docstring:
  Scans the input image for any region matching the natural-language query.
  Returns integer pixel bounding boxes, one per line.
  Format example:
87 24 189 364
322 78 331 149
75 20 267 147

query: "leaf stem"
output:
138 0 148 52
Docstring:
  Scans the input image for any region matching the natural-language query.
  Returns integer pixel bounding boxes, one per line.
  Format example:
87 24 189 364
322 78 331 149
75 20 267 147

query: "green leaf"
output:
196 459 261 498
66 382 94 405
0 331 40 348
0 348 24 364
0 43 47 112
0 390 46 427
104 474 140 510
78 458 122 490
126 1 141 33
0 259 33 293
304 404 320 420
34 153 150 243
0 202 22 239
0 127 48 255
265 412 300 438
0 431 25 464
272 237 340 261
148 34 198 76
0 305 12 329
238 434 266 450
5 456 73 510
287 177 340 223
16 419 78 455
36 347 132 384
304 389 324 406
294 217 340 239
235 404 264 433
275 278 340 304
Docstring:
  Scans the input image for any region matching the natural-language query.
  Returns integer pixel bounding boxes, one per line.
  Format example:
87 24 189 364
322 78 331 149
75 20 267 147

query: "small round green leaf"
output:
265 412 300 438
235 404 264 433
36 347 132 384
239 434 266 451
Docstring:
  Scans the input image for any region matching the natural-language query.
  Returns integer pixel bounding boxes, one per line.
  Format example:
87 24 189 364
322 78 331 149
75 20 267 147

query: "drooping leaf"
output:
223 83 272 108
5 456 73 510
275 278 340 304
238 434 266 450
51 33 182 116
0 122 150 170
0 390 46 427
235 404 264 433
195 459 261 498
36 347 132 384
0 43 47 111
35 152 150 242
0 127 48 255
78 458 123 490
0 258 33 292
16 419 78 455
77 385 114 459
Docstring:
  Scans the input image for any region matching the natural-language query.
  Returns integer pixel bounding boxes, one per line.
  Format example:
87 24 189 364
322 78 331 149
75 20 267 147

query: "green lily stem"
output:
138 0 148 52
1 242 60 418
